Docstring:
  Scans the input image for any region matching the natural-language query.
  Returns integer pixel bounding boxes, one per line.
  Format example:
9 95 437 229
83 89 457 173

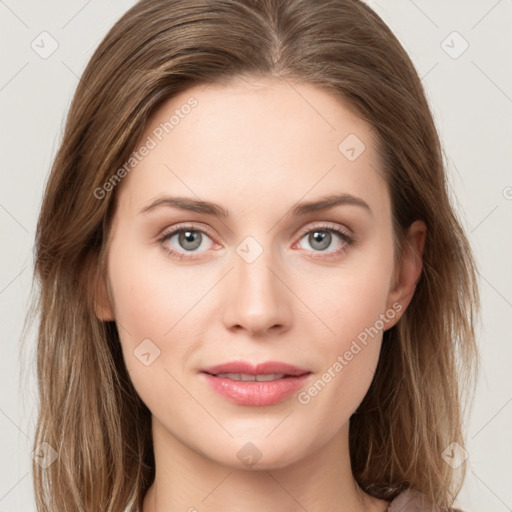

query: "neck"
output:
142 418 389 512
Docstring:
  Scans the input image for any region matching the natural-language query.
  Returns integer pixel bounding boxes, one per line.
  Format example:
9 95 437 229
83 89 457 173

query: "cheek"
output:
105 240 203 389
311 246 395 349
106 247 198 418
296 282 389 431
107 241 209 344
300 245 395 408
319 278 387 386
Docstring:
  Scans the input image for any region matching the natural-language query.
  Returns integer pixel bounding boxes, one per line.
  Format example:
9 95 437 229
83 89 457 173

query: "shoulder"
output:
387 489 464 512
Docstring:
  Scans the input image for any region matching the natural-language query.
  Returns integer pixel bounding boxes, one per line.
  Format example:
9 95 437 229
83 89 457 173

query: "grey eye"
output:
307 230 332 251
177 230 203 251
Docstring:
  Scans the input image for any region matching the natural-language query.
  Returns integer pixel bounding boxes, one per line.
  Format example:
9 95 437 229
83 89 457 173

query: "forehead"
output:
116 76 389 221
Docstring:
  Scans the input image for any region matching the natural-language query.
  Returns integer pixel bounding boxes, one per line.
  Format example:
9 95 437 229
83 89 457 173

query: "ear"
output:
385 220 426 327
84 254 115 321
92 273 115 321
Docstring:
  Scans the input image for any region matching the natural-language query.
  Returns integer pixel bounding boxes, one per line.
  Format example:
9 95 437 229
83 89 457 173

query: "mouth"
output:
201 360 310 377
206 372 298 382
200 361 312 406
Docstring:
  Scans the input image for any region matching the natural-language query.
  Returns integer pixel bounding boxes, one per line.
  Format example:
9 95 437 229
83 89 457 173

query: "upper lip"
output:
201 361 310 377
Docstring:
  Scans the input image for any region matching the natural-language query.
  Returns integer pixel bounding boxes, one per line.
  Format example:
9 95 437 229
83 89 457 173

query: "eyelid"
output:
158 221 354 242
158 221 217 241
295 221 355 242
157 222 219 261
157 220 356 259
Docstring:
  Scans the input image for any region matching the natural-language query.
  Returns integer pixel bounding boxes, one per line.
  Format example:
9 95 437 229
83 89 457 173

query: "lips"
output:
214 373 287 382
201 361 310 377
200 361 311 406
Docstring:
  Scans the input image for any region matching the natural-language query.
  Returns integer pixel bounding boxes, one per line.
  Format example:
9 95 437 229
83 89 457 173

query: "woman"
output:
32 0 478 510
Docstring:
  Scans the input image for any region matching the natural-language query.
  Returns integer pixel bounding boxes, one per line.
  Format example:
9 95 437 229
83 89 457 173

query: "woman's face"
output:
97 77 421 469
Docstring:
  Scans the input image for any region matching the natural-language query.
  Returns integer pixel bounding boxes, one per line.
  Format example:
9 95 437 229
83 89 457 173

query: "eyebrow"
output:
140 193 372 218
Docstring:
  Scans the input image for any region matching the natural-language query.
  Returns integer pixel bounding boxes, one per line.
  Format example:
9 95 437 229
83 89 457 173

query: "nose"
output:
222 241 292 337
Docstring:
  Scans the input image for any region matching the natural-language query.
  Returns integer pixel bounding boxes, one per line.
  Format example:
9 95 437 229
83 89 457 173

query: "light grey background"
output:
1 1 511 510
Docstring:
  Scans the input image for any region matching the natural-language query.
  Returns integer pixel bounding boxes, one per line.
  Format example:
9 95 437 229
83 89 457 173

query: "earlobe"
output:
85 256 115 321
386 220 426 324
92 274 115 321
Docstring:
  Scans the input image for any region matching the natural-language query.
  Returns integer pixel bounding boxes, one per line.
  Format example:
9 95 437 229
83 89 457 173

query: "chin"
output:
206 435 314 472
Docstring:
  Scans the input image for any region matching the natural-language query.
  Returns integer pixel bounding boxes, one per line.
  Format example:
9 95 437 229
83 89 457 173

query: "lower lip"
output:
201 373 311 406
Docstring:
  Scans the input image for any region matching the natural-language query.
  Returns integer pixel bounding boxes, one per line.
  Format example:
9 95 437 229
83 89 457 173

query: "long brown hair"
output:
32 0 479 510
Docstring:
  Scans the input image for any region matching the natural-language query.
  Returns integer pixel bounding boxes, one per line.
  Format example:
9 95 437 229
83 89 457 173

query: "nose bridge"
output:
223 234 290 335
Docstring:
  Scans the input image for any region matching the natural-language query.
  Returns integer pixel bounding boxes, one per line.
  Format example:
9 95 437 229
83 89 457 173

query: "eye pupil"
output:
309 230 331 251
179 230 202 250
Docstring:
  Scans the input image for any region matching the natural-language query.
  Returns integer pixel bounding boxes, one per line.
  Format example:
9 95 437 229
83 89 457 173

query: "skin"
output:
94 76 425 512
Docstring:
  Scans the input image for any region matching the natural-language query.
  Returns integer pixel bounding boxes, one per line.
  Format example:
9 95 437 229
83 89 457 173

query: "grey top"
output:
388 489 463 511
132 488 463 511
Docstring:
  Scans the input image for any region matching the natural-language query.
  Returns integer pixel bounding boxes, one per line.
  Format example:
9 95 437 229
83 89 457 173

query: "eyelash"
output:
157 222 356 261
